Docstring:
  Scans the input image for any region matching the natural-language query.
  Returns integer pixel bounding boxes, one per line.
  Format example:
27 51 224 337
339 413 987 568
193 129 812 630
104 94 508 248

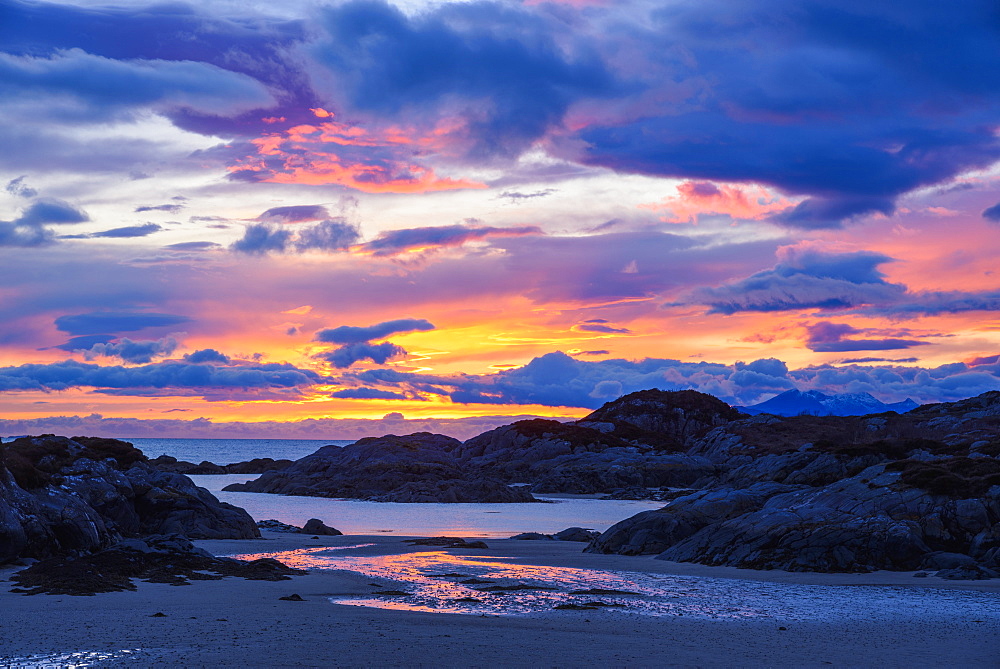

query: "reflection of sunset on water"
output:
230 544 1000 622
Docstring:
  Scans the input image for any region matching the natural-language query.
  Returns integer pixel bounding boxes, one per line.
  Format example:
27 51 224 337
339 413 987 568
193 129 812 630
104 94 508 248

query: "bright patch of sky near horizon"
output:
3 0 1000 435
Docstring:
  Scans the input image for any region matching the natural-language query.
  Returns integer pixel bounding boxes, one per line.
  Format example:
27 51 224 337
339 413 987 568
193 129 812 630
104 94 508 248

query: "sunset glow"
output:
2 0 1000 438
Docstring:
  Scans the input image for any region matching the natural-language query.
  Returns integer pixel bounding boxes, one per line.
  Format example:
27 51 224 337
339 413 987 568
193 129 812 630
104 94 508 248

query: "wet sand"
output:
1 533 998 667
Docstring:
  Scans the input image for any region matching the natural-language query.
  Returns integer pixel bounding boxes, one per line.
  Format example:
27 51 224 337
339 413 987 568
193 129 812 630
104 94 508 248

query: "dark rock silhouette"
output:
1 435 259 564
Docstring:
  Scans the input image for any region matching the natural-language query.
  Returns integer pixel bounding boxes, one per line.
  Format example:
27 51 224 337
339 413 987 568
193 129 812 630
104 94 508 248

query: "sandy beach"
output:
1 532 998 668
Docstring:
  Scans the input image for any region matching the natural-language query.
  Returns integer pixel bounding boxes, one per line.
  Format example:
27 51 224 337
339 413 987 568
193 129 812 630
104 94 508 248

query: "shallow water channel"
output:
232 544 1000 621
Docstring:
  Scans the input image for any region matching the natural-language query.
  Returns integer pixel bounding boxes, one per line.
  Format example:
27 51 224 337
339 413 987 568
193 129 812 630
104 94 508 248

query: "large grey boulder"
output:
0 435 259 564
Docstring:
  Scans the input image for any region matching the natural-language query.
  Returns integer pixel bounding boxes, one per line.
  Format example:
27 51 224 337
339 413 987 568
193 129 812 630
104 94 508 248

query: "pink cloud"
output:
228 113 485 194
639 181 794 224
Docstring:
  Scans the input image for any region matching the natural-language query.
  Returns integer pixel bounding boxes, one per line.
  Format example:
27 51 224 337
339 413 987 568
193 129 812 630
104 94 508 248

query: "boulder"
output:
300 518 342 535
553 527 600 542
0 435 259 564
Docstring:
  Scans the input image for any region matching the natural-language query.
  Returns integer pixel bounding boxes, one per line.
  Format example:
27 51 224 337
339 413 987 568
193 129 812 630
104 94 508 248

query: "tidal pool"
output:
231 544 1000 622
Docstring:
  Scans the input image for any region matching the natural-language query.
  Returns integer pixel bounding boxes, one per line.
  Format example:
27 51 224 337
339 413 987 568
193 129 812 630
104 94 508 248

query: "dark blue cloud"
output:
230 220 359 254
685 246 907 314
348 350 1000 407
90 223 162 238
574 1 1000 225
50 334 115 352
257 205 330 223
55 311 191 336
5 175 36 198
184 349 231 364
805 321 928 353
135 204 183 213
0 0 310 134
230 223 293 255
13 198 88 226
318 341 405 369
81 335 179 364
0 359 323 393
330 387 408 400
982 202 1000 223
315 318 435 345
316 0 619 157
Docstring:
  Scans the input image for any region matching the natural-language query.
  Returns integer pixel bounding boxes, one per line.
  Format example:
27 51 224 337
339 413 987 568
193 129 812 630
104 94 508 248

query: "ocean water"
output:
194 474 665 537
125 437 352 465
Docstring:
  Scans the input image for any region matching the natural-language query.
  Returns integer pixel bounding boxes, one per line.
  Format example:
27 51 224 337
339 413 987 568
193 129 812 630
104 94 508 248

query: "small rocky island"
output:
226 389 1000 575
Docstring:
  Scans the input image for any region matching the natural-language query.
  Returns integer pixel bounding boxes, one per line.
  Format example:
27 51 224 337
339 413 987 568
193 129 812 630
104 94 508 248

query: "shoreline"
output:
2 533 998 667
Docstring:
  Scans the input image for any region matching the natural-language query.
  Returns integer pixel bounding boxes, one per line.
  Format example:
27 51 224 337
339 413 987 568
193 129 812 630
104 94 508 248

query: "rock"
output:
369 478 537 503
256 519 302 533
935 565 998 580
920 552 979 570
278 593 305 601
510 532 554 540
300 518 342 536
553 527 600 542
1 435 259 565
404 537 488 549
148 455 293 475
8 533 303 595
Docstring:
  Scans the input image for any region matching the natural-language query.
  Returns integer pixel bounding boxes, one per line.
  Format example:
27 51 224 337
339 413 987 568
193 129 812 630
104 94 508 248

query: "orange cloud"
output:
229 115 484 195
640 181 794 224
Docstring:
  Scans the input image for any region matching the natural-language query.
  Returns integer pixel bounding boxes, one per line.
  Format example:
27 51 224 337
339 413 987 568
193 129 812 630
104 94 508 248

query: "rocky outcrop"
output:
0 435 259 564
9 534 302 595
147 455 294 475
302 518 342 535
224 433 535 502
588 390 1000 574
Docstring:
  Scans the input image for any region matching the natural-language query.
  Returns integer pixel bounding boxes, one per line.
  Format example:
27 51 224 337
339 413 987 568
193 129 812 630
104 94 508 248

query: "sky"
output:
2 0 1000 438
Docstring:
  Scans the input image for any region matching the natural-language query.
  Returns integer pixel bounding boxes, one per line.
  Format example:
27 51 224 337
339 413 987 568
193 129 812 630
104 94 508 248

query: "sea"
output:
123 437 667 538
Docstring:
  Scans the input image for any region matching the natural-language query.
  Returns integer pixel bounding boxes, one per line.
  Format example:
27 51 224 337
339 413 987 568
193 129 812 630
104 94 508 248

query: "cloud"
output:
982 202 1000 223
13 198 88 226
90 223 162 238
330 387 408 400
314 0 618 159
317 341 406 368
164 241 221 252
294 219 360 252
54 311 191 336
184 348 231 364
496 189 557 203
360 224 542 256
640 181 793 224
804 321 928 353
256 205 330 223
316 318 435 344
80 335 180 364
571 1 1000 225
683 243 907 314
231 220 359 254
0 48 274 122
574 319 632 334
314 317 435 369
352 350 1000 408
0 359 323 395
5 176 37 198
230 223 294 255
135 204 183 213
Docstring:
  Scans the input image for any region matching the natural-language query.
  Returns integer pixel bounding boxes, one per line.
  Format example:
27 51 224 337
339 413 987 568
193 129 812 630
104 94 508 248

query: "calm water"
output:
194 474 665 537
125 437 352 464
232 543 1000 621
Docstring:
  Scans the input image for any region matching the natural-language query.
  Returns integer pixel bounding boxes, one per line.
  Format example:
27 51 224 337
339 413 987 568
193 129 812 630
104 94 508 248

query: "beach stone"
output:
300 518 342 535
920 552 978 570
553 527 600 542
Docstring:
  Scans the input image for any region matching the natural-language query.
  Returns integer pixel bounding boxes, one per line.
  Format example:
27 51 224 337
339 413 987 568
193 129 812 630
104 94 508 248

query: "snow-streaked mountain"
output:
738 389 919 417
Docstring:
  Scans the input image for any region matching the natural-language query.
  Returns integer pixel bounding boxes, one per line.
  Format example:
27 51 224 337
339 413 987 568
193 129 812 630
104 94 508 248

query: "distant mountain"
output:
739 389 919 417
